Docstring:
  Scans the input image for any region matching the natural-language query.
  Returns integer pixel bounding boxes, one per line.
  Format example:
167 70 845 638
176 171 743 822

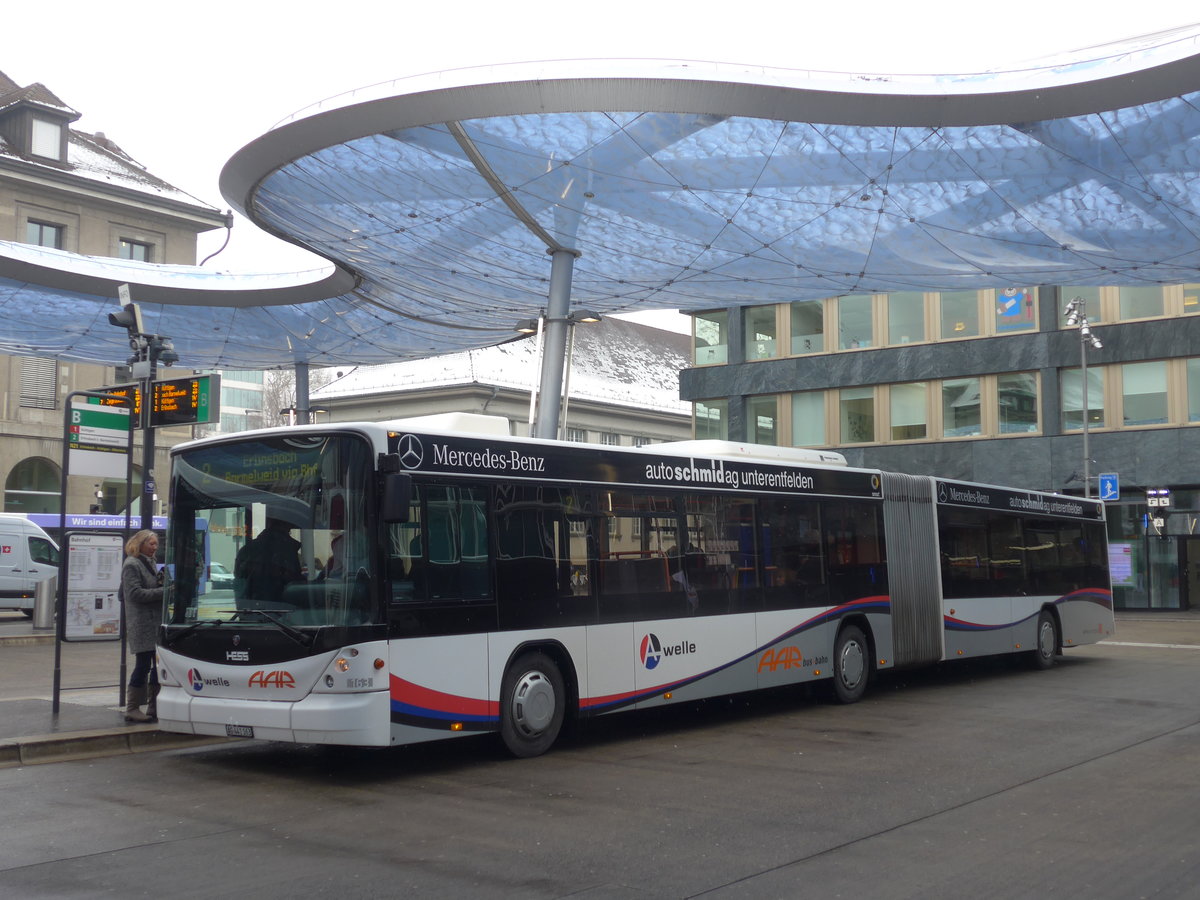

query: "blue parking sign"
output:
1098 473 1119 501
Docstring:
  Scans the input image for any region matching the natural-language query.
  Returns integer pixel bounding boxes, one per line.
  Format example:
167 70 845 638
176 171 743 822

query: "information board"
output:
152 374 221 427
63 532 124 641
98 374 221 428
68 399 131 478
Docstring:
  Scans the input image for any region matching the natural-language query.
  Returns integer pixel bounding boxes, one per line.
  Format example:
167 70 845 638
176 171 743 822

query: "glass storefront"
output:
1106 490 1198 610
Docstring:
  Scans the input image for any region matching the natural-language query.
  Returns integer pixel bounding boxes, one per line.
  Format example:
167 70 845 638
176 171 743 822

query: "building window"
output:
942 377 982 437
886 292 925 345
1061 367 1105 431
695 400 728 440
1188 359 1200 422
119 239 153 262
4 457 62 514
19 357 58 409
791 391 825 446
744 306 778 360
600 432 620 446
997 372 1039 433
790 300 824 354
890 382 928 441
25 220 64 249
1118 286 1164 321
1121 361 1168 426
1184 284 1200 316
565 427 587 443
747 395 778 445
632 436 651 448
939 291 979 338
31 118 63 160
694 311 729 365
839 387 875 443
994 287 1037 332
837 295 873 349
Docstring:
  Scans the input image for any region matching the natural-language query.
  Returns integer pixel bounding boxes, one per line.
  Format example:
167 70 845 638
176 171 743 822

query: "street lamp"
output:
1064 296 1103 498
107 291 178 530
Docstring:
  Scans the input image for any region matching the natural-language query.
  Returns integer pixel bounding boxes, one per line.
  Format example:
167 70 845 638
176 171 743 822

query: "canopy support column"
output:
531 249 577 440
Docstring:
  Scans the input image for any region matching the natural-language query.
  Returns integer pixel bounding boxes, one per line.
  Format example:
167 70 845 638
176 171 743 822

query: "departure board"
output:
151 374 221 427
98 374 221 428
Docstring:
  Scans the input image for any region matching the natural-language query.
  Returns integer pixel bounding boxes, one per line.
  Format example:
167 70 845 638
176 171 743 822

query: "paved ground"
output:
2 611 1198 898
1 607 1197 768
0 612 225 765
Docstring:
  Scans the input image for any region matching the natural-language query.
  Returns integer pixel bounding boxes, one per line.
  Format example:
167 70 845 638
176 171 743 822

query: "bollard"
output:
32 575 57 631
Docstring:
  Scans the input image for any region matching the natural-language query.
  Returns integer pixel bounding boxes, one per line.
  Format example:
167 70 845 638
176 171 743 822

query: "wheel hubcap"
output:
840 640 865 689
1039 621 1055 659
511 671 555 736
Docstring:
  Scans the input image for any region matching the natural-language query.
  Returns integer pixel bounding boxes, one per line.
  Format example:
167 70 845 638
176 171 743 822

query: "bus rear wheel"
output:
500 651 565 758
1028 610 1058 670
832 624 870 704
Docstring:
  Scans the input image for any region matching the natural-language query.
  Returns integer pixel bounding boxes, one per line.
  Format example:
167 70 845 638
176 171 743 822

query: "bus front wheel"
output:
1028 610 1058 670
832 624 870 704
500 651 565 758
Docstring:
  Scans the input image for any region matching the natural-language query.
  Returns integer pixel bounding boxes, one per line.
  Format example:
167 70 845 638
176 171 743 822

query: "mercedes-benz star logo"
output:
397 434 424 469
937 482 948 504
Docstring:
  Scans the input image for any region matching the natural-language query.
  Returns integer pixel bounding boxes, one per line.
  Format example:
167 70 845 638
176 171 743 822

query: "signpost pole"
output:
55 389 133 714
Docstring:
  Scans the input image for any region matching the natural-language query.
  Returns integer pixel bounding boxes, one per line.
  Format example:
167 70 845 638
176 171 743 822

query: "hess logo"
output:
248 670 296 689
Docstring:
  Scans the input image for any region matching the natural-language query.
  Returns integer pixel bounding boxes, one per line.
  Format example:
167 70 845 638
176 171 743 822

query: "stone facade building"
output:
0 70 226 517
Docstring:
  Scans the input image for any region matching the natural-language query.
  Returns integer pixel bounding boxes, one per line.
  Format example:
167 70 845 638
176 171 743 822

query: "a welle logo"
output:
639 633 697 670
187 668 231 692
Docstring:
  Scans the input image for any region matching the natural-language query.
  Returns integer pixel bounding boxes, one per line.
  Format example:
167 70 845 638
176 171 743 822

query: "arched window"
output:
4 457 62 514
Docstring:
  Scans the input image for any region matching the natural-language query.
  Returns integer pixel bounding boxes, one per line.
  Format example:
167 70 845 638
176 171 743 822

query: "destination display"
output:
387 431 884 500
934 478 1103 521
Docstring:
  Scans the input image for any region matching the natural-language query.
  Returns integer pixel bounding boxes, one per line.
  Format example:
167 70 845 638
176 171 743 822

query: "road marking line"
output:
1103 641 1200 650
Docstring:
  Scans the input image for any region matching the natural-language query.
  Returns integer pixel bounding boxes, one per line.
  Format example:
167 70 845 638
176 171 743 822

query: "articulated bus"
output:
157 413 1113 757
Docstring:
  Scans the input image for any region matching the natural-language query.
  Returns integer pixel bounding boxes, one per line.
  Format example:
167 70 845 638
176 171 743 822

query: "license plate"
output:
225 724 254 738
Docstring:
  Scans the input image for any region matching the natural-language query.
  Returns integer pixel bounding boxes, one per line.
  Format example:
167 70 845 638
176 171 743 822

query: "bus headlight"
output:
313 644 388 693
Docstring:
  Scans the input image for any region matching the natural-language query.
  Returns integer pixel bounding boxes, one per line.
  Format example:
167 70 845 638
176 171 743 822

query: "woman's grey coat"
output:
121 553 162 654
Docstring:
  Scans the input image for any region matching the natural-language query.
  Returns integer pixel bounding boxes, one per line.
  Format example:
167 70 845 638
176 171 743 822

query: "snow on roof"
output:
59 131 215 208
0 70 217 213
314 316 691 414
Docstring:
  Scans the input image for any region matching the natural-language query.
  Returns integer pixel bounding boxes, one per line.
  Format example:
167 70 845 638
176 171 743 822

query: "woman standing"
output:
121 529 162 723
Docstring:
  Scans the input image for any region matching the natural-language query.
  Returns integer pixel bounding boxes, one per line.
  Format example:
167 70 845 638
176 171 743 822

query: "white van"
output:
0 514 60 615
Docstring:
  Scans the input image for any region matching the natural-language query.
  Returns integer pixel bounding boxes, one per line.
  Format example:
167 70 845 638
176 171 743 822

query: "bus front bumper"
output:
157 685 392 747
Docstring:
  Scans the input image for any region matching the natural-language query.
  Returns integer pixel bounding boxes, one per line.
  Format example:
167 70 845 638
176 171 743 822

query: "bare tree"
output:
263 366 336 425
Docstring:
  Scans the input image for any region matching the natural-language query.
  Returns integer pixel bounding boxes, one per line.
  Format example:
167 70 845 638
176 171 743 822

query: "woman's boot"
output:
124 685 151 723
145 683 160 723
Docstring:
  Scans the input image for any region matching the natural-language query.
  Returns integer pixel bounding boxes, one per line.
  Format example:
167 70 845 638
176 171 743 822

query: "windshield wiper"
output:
223 608 314 648
162 619 224 647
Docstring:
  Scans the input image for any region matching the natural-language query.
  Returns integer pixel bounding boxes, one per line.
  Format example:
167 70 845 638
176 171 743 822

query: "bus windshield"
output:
165 433 376 629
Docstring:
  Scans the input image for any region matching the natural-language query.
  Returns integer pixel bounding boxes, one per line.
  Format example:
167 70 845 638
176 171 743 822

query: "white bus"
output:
157 414 1113 757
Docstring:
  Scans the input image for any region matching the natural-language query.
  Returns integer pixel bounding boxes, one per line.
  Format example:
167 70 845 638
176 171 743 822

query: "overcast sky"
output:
5 2 1196 283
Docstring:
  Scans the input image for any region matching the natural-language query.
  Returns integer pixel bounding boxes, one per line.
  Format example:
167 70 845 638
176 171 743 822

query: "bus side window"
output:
496 485 593 629
388 489 424 603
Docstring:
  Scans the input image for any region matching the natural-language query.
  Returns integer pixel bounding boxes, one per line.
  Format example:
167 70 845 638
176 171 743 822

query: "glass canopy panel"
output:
6 43 1200 367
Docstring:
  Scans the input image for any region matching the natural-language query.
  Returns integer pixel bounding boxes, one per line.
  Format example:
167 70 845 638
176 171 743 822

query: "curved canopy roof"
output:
4 25 1200 368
